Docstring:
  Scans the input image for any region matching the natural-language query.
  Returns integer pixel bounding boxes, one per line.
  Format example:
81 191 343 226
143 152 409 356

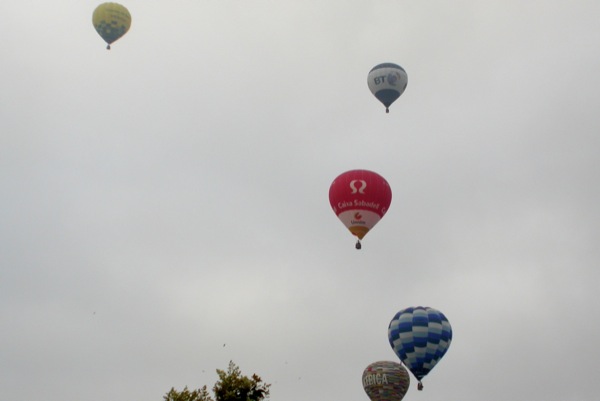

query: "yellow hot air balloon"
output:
92 3 131 49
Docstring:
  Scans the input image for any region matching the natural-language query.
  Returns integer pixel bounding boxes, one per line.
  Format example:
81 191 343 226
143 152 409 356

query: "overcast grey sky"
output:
2 1 600 400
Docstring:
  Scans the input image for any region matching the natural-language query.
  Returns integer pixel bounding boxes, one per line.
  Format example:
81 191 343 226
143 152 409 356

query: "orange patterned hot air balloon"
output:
363 361 410 401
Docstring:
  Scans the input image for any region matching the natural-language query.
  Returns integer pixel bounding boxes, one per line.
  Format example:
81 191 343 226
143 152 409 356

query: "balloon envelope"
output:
92 3 131 49
362 361 410 401
329 169 392 241
388 306 452 385
367 63 407 112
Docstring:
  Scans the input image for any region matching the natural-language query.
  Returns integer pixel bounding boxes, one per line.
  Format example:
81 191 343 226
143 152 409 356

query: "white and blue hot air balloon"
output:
367 63 408 113
388 306 452 391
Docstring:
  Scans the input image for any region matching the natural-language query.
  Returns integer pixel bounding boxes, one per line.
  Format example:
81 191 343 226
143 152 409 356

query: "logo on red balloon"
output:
350 180 367 194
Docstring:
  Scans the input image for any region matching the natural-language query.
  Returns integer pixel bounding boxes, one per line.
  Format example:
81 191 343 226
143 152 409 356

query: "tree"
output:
163 385 212 401
164 361 271 401
213 361 270 401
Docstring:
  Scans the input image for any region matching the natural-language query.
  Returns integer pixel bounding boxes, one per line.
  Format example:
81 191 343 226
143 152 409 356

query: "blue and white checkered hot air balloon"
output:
388 306 452 391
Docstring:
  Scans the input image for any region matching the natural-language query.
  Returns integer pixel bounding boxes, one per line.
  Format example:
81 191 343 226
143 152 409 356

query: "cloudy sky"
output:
2 1 600 400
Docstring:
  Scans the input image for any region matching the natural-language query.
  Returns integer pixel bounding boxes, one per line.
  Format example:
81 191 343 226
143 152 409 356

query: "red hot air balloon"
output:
329 169 392 249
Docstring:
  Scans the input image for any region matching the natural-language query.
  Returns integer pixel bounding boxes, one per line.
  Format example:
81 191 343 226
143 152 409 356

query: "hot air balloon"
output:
362 361 410 401
367 63 407 113
329 169 392 249
388 306 452 391
92 3 131 49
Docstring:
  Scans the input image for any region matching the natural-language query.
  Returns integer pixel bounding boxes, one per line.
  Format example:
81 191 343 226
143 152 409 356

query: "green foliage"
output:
163 385 213 401
213 361 271 401
164 361 270 401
